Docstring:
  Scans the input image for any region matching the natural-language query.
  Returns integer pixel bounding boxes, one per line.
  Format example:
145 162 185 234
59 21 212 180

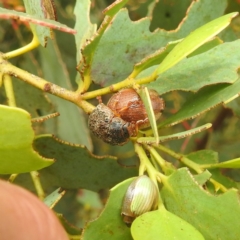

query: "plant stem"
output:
3 34 40 59
134 143 166 209
155 144 202 174
0 55 95 113
209 178 228 192
81 72 157 100
155 144 228 192
30 171 45 200
3 75 16 107
145 144 176 175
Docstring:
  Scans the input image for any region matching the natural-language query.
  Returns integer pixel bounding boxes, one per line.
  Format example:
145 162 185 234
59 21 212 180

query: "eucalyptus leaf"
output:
138 87 159 143
82 178 133 240
44 188 65 209
0 105 53 174
150 0 192 31
201 158 240 169
103 0 128 17
86 0 227 86
57 213 82 235
161 168 240 240
39 39 92 148
193 170 212 186
187 150 238 189
131 40 181 77
131 209 204 240
159 79 240 127
155 12 238 75
187 149 218 165
149 40 240 95
34 135 137 191
74 0 97 65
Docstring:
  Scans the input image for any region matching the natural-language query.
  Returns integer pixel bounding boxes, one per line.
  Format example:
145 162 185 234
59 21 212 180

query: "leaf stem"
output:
209 178 228 192
134 143 166 208
81 72 157 100
155 144 202 174
0 55 95 113
155 144 228 192
3 75 16 107
144 144 176 175
3 34 40 59
30 171 45 200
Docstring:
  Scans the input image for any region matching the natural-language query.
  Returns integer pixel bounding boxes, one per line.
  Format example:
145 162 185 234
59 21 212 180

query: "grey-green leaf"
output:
161 168 240 240
34 135 137 191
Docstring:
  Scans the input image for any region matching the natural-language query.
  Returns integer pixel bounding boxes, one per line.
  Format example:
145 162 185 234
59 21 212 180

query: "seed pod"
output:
88 103 137 145
121 175 159 226
107 88 165 129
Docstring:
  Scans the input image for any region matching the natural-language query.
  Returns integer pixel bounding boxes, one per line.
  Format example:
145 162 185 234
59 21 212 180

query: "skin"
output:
0 180 68 240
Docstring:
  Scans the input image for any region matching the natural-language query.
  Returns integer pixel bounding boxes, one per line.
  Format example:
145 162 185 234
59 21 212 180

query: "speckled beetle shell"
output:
107 88 165 129
88 103 137 146
121 175 159 226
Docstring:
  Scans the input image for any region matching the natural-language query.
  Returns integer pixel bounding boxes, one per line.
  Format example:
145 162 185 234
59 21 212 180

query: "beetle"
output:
88 88 165 145
88 103 137 145
107 88 165 129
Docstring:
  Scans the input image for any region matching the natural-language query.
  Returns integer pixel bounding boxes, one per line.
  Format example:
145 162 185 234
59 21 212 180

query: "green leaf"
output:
161 168 240 240
12 78 53 118
187 149 218 165
44 188 66 209
149 40 240 94
208 169 239 190
131 40 181 77
0 105 53 174
150 0 193 31
78 9 113 90
187 150 238 189
134 37 221 80
188 37 222 57
155 12 238 75
34 135 137 191
86 0 227 86
103 0 128 17
159 78 240 127
82 178 133 240
74 0 97 64
202 158 240 169
39 39 92 148
138 87 159 143
193 170 212 186
57 213 82 235
131 209 204 240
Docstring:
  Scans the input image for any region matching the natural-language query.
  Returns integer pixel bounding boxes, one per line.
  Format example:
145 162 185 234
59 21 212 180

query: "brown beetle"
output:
88 103 137 145
88 88 165 145
107 88 165 129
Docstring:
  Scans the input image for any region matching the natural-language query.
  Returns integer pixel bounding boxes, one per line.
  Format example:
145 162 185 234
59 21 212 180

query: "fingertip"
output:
0 180 68 240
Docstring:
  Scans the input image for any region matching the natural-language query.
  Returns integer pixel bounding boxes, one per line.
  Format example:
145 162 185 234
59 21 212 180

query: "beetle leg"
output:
96 96 102 103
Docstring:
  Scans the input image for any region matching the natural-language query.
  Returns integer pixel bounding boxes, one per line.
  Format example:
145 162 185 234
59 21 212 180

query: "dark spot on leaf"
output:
165 11 171 18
